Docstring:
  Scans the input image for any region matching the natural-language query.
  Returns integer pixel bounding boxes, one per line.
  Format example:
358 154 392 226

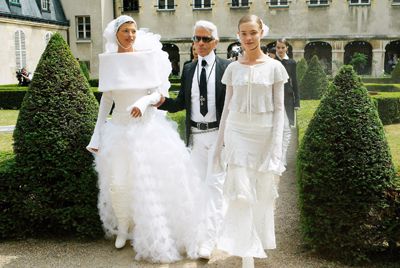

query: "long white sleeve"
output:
258 80 286 175
126 92 161 115
86 91 113 153
211 85 233 174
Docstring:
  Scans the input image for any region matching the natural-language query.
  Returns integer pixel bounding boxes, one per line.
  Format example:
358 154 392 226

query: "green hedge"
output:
361 77 393 84
0 90 27 109
297 65 398 263
1 33 102 239
365 84 400 92
373 98 400 125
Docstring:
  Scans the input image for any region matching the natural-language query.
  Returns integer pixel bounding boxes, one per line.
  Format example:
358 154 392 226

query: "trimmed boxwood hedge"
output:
297 65 398 263
1 33 103 239
299 55 329 100
365 84 400 92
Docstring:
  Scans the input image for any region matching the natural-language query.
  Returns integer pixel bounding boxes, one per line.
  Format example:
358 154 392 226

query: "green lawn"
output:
297 100 400 169
0 110 19 125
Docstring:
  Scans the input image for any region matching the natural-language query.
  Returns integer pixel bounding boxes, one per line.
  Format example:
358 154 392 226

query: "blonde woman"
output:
212 14 288 268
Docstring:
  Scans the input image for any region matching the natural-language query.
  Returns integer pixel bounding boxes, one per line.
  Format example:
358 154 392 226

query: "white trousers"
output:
191 129 225 250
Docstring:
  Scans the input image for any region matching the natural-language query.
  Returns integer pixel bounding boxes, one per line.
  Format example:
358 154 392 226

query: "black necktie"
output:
199 59 208 116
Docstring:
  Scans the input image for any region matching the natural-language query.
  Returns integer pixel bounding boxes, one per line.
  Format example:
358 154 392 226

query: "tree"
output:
79 61 90 81
349 52 368 75
296 58 308 94
11 32 102 238
391 60 400 83
299 55 328 99
297 65 397 263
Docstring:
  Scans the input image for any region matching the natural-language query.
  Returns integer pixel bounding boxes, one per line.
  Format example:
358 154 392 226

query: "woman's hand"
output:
130 106 142 117
87 147 98 153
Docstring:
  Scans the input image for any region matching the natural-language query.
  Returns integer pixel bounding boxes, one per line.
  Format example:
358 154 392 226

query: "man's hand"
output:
153 95 166 108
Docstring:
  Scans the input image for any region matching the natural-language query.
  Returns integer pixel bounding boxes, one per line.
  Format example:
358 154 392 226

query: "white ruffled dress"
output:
217 59 288 258
87 32 205 263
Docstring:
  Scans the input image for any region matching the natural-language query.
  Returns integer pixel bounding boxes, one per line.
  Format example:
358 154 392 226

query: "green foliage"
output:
299 55 329 100
365 84 400 92
3 32 102 238
88 79 98 87
296 58 308 86
297 65 397 263
0 90 26 109
373 98 400 125
361 77 394 84
79 61 90 81
350 52 368 75
392 61 400 83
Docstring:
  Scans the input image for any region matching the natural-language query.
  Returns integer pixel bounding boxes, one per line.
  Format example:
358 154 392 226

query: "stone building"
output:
116 0 400 77
1 0 399 84
0 0 113 84
0 0 68 84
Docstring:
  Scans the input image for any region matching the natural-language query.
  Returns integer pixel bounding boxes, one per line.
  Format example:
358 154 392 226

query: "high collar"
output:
198 52 216 67
277 53 289 60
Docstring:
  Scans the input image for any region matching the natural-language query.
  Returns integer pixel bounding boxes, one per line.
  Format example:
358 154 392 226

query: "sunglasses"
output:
192 35 214 43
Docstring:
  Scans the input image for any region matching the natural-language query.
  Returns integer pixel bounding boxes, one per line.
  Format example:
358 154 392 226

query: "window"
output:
158 0 174 10
45 32 52 45
15 30 26 70
193 0 212 9
41 0 50 11
308 0 329 6
9 0 20 5
269 0 289 7
393 0 400 5
76 16 91 40
123 0 139 11
232 0 249 7
349 0 370 5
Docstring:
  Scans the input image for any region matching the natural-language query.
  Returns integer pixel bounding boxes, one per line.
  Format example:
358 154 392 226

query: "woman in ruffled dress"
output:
87 15 204 263
212 15 288 268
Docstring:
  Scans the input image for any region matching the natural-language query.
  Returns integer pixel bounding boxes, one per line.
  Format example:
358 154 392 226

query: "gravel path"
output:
0 129 397 268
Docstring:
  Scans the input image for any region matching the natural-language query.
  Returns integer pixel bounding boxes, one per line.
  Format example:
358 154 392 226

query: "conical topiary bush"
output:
391 60 400 83
12 32 102 237
299 55 328 100
297 65 397 262
296 58 308 85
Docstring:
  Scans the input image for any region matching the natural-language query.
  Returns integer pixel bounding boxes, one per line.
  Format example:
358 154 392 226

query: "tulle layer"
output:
94 111 205 262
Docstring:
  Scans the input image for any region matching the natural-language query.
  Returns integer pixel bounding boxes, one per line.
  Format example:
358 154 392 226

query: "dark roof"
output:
0 0 69 26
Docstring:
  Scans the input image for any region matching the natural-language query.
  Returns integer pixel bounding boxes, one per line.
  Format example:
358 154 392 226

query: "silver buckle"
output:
197 122 208 130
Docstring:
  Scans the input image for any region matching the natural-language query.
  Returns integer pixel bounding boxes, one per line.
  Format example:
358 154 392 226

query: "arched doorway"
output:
162 43 180 76
304 41 332 74
344 41 372 75
384 40 400 74
265 41 293 59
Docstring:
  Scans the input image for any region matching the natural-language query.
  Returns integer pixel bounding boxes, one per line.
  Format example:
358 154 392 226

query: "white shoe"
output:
242 257 254 268
198 246 212 259
115 234 127 249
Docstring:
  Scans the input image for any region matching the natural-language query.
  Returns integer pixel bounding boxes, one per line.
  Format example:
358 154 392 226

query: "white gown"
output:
216 59 288 258
87 47 205 263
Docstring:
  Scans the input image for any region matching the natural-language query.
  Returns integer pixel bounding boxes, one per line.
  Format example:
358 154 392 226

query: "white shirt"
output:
191 52 217 123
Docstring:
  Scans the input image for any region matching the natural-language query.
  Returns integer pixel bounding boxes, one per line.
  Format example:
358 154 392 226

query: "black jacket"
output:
159 56 230 146
278 58 300 125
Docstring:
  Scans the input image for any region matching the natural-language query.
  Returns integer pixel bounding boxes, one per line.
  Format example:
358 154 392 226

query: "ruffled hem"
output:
94 112 205 262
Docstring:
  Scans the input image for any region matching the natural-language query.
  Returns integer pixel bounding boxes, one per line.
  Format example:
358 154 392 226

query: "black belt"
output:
190 120 218 130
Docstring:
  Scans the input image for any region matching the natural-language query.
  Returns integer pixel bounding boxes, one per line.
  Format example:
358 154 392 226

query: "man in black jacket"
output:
158 20 230 259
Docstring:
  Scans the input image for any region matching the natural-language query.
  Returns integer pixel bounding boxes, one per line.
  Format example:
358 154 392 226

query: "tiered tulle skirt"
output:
94 109 205 262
